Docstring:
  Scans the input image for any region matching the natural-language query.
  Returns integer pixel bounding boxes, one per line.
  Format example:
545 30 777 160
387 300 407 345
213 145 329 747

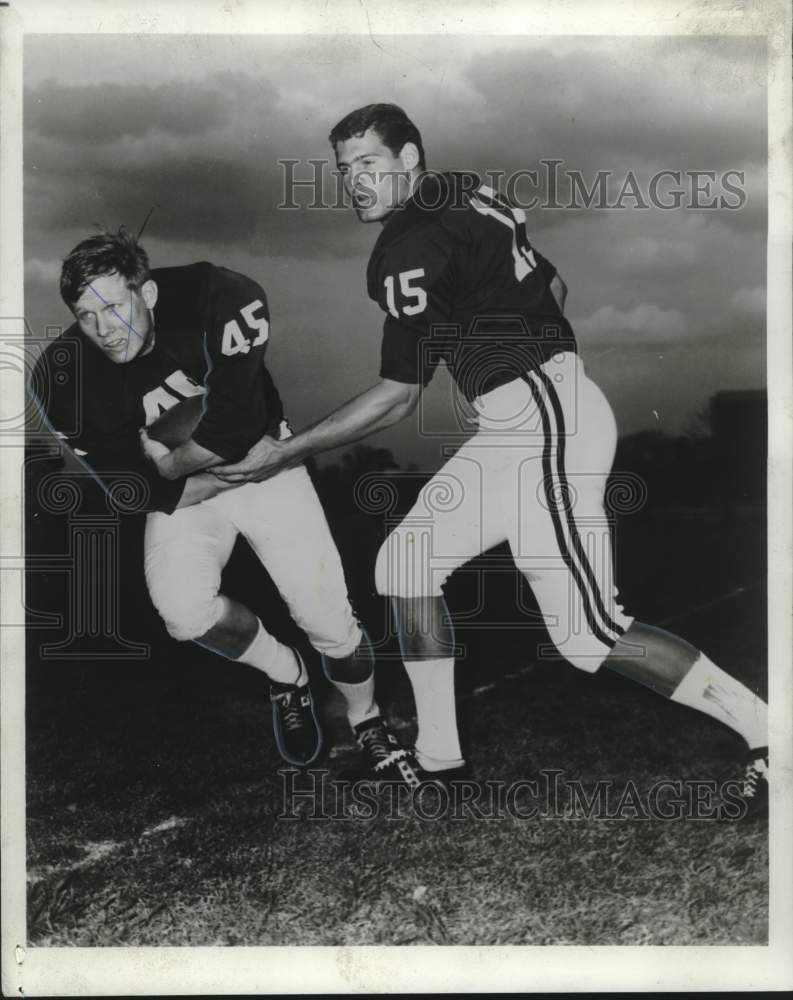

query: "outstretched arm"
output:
212 378 421 484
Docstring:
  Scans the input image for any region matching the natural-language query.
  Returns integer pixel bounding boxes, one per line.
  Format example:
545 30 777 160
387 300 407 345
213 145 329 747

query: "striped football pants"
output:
374 351 634 671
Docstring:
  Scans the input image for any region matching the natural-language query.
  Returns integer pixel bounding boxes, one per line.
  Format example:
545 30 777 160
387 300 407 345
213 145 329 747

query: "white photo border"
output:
2 0 791 994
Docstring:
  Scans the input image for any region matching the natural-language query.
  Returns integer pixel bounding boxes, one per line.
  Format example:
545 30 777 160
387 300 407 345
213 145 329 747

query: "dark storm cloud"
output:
27 78 235 143
25 156 368 261
22 34 768 444
459 38 767 170
24 70 367 257
23 35 766 266
28 156 286 243
427 38 766 236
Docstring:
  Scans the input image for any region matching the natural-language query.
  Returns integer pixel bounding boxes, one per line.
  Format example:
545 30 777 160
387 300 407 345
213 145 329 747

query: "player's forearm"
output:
550 273 567 314
283 381 416 464
157 439 224 479
175 471 239 509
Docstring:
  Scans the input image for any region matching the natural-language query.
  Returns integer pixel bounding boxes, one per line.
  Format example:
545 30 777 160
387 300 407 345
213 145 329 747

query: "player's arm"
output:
214 242 448 484
54 431 189 514
149 438 222 480
139 426 222 483
174 470 239 507
294 377 421 449
212 377 419 484
30 355 191 515
212 272 438 485
550 272 567 314
149 267 275 481
138 431 242 508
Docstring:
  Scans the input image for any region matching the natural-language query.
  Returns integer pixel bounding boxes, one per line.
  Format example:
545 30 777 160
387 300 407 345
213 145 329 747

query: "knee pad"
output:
374 528 447 599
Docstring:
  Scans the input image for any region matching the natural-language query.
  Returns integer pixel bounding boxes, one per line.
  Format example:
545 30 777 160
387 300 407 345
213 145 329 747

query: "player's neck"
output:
139 312 157 356
379 169 424 227
406 168 423 201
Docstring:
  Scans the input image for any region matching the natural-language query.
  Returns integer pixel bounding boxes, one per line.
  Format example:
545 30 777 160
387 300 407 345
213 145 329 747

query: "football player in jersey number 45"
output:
214 104 769 817
32 228 422 780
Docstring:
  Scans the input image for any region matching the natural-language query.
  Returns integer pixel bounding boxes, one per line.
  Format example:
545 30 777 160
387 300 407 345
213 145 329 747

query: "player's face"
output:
335 129 418 223
72 271 157 364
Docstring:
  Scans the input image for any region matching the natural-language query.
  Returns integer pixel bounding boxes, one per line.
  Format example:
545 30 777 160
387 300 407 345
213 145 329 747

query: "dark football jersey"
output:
367 172 578 399
30 262 284 514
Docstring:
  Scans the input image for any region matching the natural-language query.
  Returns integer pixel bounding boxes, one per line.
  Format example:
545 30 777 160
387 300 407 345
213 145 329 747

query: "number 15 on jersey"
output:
384 268 427 319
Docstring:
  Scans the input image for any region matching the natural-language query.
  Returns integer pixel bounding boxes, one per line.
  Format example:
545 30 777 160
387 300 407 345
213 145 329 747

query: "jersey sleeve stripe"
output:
470 197 538 282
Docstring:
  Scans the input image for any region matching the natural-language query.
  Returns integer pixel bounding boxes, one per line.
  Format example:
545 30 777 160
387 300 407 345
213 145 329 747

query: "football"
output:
147 394 206 448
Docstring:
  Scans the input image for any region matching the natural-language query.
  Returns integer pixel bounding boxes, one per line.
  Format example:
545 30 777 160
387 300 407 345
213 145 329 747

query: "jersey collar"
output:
373 171 481 252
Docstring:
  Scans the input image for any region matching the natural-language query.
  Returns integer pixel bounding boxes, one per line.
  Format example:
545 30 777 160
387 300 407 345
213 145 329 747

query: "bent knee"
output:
560 647 610 673
541 633 619 674
149 588 225 643
374 529 446 598
311 619 362 660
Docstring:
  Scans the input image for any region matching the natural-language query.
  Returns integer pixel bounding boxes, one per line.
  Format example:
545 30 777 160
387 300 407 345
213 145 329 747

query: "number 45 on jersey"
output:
221 299 269 356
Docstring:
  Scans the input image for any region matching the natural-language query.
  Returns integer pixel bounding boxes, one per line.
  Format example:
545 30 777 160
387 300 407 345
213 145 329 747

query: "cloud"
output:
573 303 688 342
730 285 765 317
24 35 768 255
25 257 62 288
27 78 237 144
21 34 768 451
609 235 699 276
438 37 767 241
458 36 767 173
24 69 371 257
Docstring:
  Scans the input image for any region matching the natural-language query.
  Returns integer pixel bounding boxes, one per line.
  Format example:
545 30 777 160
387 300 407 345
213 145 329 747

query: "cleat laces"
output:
272 689 306 733
742 757 767 800
358 722 408 771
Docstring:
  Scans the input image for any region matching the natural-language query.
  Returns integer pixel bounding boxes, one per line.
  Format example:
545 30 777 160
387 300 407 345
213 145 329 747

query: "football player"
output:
31 227 422 781
214 105 769 816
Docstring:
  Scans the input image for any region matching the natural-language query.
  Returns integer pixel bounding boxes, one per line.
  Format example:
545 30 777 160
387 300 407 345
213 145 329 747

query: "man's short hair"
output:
60 226 150 306
329 103 426 170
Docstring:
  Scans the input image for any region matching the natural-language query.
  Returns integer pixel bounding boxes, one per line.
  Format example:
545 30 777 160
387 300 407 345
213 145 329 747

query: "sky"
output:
23 33 767 469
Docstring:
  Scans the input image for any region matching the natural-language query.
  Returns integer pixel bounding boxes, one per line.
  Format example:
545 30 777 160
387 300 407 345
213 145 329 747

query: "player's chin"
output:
353 204 386 223
103 346 133 364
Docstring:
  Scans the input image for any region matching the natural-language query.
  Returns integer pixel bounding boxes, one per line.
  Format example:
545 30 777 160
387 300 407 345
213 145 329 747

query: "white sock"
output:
670 653 767 749
330 675 380 729
403 658 464 770
236 620 303 685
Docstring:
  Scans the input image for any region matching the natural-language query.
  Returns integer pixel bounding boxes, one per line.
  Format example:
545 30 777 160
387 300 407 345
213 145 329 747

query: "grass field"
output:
25 500 768 947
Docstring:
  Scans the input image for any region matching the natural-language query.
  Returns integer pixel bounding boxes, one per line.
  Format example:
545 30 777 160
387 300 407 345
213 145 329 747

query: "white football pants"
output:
375 351 634 671
144 460 361 657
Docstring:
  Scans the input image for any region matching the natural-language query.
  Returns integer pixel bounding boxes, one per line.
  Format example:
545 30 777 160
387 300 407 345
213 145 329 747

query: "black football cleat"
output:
270 657 322 767
738 746 768 820
416 763 473 789
352 716 423 788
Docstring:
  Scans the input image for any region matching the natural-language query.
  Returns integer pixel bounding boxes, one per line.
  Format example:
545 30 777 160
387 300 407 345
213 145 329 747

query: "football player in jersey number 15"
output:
32 228 423 780
214 104 769 817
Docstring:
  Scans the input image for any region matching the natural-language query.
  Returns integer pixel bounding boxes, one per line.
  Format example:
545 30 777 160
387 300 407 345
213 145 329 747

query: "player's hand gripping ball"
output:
140 394 206 464
146 394 206 448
